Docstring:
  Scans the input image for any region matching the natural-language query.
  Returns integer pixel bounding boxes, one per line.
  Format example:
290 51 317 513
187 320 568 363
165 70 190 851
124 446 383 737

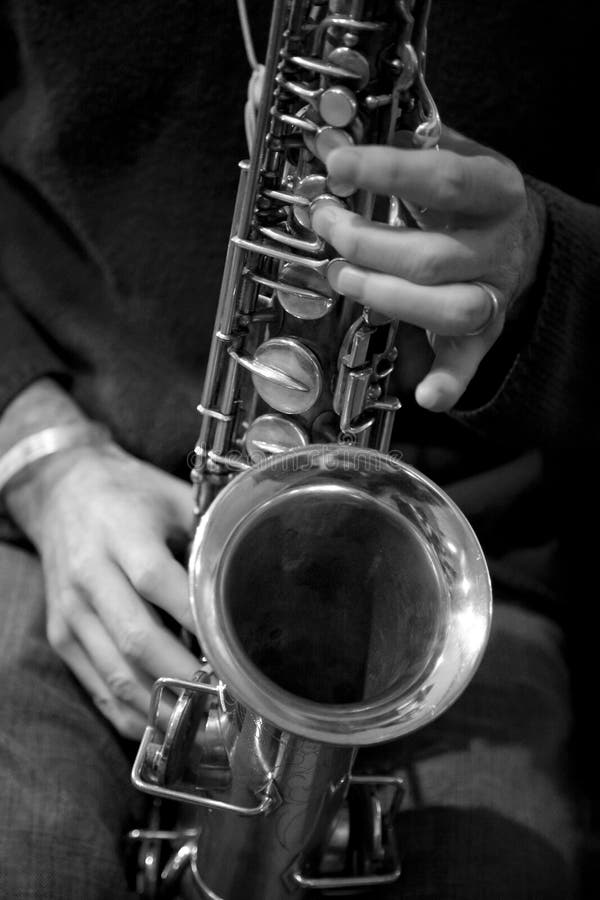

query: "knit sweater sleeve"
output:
0 292 71 416
1 23 70 411
0 174 71 416
454 177 600 450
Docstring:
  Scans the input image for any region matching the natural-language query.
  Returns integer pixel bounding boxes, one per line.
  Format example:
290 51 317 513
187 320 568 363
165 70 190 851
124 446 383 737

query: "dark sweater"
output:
0 0 272 473
0 1 598 626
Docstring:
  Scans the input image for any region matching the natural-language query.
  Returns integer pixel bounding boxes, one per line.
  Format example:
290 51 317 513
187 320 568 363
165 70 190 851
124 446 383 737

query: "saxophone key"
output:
288 54 366 83
258 225 326 255
321 84 359 127
248 269 335 321
279 76 359 128
326 46 371 89
286 104 361 168
276 262 336 320
237 336 323 415
292 174 328 229
244 414 309 463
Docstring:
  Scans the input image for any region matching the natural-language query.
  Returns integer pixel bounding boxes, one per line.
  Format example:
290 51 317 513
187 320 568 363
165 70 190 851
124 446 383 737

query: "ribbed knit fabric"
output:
455 179 600 449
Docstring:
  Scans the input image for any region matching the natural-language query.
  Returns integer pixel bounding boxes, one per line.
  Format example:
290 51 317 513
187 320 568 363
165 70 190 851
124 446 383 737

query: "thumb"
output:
415 331 497 412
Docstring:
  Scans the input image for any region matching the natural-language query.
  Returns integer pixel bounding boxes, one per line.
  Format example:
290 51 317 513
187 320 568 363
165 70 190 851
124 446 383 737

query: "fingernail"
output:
310 200 341 239
327 173 356 199
415 382 446 412
326 147 360 198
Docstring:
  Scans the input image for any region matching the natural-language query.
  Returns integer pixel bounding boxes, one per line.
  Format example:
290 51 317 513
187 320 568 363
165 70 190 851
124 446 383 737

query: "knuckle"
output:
505 166 526 209
118 625 150 663
67 568 88 593
435 157 466 207
106 671 137 704
92 695 113 716
439 306 458 335
455 295 486 333
129 557 161 598
65 546 96 587
404 245 443 284
55 586 80 620
47 616 71 654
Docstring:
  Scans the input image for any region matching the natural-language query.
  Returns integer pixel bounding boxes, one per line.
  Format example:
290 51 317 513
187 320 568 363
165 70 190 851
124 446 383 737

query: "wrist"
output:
0 377 115 543
0 422 111 494
2 427 114 544
0 378 88 455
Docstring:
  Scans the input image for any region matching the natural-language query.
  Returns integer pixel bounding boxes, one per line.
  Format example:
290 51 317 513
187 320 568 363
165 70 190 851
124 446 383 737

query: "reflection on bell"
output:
190 445 492 746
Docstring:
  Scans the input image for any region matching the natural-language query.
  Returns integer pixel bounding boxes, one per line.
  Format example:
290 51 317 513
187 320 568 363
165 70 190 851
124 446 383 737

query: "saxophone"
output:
131 2 492 898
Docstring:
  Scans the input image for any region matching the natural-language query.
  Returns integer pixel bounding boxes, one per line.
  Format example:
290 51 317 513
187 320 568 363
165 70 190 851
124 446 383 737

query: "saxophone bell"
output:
191 445 490 746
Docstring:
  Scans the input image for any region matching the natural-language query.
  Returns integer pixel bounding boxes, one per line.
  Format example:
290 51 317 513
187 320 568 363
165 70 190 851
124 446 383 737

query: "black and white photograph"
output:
0 2 597 898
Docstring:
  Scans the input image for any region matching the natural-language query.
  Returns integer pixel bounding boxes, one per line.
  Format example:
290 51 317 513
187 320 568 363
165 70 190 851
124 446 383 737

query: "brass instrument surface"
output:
131 3 492 898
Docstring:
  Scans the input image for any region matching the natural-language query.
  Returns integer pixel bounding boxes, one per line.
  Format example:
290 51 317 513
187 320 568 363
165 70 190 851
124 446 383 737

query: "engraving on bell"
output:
277 262 336 320
319 85 358 128
251 338 323 415
245 414 309 463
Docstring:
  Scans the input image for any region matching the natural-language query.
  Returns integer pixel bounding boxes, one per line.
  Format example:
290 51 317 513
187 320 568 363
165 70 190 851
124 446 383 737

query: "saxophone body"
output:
131 3 492 898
